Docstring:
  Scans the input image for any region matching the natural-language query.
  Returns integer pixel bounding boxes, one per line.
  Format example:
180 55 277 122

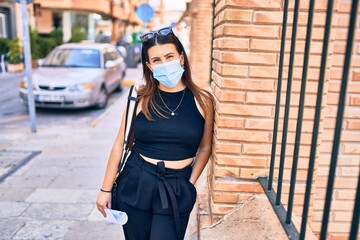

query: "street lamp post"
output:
14 0 37 133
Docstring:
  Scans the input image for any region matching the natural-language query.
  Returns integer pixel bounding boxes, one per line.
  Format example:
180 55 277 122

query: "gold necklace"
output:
158 88 186 116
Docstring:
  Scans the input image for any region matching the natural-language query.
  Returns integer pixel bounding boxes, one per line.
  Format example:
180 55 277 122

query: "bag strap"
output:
123 85 138 149
117 85 139 173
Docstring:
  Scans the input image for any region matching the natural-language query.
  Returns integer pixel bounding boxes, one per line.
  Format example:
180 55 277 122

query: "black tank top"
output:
133 88 205 160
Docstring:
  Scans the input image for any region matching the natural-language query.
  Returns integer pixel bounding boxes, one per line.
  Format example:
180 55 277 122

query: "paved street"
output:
0 66 143 240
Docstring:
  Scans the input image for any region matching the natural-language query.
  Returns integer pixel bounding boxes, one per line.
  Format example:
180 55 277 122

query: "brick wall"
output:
313 1 360 239
188 0 359 238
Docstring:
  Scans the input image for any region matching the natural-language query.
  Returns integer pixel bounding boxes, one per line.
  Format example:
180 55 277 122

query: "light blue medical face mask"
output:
152 59 184 88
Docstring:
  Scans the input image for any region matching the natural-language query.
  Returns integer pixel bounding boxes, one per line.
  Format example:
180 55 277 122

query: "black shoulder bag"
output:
111 85 139 210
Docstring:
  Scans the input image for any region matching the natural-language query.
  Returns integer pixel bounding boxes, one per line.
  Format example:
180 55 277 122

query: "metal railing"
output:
258 0 360 239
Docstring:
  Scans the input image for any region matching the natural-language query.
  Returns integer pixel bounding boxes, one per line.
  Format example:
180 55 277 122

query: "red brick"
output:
333 212 353 222
250 39 281 52
332 55 360 68
339 166 359 177
226 0 281 10
283 54 323 67
335 29 360 41
246 92 276 105
215 114 244 129
213 75 275 91
314 200 355 212
324 118 336 129
311 222 352 233
272 169 309 182
333 42 347 54
219 51 277 65
289 12 327 27
329 234 351 240
352 70 360 81
210 202 235 215
217 129 270 142
217 103 273 117
215 9 252 25
288 0 330 11
286 26 330 41
275 132 313 145
214 166 240 178
253 11 282 24
319 155 360 167
242 143 272 155
244 119 274 130
322 130 360 142
214 141 242 154
221 24 280 38
349 96 360 106
248 66 279 78
213 61 248 77
213 86 246 102
213 193 239 204
216 155 267 167
316 178 358 189
346 120 360 130
343 144 360 154
269 156 312 170
338 1 360 13
336 14 351 28
344 107 360 118
213 180 263 193
279 106 316 120
336 189 356 200
326 93 340 105
281 80 322 94
239 168 269 179
213 37 249 50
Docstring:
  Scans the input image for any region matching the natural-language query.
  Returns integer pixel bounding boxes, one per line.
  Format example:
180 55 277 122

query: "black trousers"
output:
113 150 197 240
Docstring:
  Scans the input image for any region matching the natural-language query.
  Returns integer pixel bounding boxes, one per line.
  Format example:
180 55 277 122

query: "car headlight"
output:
20 78 35 90
20 80 27 89
69 83 93 92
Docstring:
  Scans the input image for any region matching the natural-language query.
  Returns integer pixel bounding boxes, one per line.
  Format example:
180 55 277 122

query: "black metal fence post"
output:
286 0 315 225
276 0 300 207
319 0 359 239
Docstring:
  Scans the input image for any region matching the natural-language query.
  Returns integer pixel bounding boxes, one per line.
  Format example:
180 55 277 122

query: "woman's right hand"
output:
96 191 112 217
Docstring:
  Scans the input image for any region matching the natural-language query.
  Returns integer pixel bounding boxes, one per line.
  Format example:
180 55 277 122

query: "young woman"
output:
96 26 214 240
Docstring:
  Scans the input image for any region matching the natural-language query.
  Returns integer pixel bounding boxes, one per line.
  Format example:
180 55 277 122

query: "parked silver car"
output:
19 43 126 109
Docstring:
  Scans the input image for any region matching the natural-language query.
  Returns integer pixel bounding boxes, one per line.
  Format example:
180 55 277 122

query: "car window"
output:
103 49 118 63
43 48 101 68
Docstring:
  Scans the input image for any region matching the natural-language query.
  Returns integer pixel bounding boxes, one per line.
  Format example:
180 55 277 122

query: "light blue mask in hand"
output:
152 59 185 88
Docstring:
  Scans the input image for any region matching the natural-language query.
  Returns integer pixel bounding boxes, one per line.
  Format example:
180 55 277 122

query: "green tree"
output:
0 37 10 56
68 28 87 43
49 29 64 45
37 37 57 58
8 38 21 64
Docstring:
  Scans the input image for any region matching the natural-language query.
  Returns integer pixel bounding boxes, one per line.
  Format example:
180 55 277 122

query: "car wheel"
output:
95 86 108 109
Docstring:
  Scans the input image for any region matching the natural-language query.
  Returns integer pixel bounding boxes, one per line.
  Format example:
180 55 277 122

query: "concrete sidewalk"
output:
0 67 143 240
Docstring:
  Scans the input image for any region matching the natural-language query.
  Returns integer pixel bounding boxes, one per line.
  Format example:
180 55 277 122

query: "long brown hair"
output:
138 28 213 120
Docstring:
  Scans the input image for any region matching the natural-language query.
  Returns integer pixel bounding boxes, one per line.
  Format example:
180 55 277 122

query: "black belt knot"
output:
156 161 182 240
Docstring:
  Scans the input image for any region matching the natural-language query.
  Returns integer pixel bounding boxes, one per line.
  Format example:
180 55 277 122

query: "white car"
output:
19 43 126 109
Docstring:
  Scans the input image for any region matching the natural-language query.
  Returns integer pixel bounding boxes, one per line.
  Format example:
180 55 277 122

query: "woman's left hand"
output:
96 192 112 217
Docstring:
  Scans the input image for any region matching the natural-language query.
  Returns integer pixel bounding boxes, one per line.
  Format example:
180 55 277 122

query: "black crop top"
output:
133 88 205 160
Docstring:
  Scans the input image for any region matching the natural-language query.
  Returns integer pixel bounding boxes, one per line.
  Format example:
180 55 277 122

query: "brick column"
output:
207 0 333 232
189 0 214 89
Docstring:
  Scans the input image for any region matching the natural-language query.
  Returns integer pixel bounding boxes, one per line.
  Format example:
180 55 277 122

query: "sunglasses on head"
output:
139 26 174 42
